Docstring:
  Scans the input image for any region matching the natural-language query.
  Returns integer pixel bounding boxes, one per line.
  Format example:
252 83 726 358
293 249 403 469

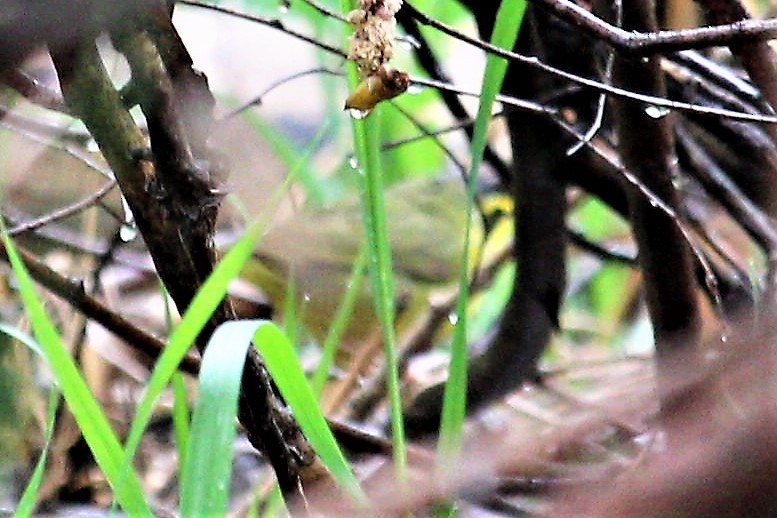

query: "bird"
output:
240 175 485 350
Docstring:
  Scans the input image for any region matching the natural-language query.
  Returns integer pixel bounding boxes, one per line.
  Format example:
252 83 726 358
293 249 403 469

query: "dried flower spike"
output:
345 0 407 114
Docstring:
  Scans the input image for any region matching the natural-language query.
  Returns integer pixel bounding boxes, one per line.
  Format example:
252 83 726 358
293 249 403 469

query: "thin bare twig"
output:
676 123 777 252
404 5 777 125
528 0 777 54
296 0 347 22
694 0 777 123
8 180 118 236
567 229 635 265
225 67 342 118
0 239 201 375
178 0 347 58
183 0 777 127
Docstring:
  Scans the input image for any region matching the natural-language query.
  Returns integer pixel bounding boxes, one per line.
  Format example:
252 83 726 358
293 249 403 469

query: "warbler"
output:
240 175 485 347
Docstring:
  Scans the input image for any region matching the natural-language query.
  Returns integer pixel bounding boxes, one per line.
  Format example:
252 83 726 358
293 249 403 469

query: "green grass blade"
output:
1 224 152 516
122 116 321 491
122 221 263 467
355 109 407 477
158 285 192 475
311 244 367 396
179 321 253 517
13 388 59 518
0 324 42 357
252 320 367 504
437 0 527 467
170 372 191 474
282 271 301 347
340 0 407 481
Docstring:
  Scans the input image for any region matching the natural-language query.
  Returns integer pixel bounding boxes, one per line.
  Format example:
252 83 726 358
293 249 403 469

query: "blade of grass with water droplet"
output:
438 0 527 469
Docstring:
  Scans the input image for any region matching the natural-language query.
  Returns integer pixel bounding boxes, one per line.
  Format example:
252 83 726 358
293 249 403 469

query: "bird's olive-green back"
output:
241 176 479 343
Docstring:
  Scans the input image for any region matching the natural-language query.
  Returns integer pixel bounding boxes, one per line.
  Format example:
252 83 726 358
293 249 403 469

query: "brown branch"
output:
179 0 777 131
676 123 777 253
663 51 777 216
694 0 777 116
566 230 636 265
404 7 576 435
610 0 702 409
528 0 777 54
8 180 118 236
404 4 777 125
48 15 311 494
693 0 777 214
172 0 777 128
0 239 201 375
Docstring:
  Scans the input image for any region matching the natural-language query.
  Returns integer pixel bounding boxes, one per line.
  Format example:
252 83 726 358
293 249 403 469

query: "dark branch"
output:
529 0 777 54
610 1 702 413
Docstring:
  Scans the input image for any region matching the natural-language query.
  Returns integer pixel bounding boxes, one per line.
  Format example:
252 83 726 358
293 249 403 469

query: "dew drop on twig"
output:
119 222 138 242
644 105 671 119
406 83 424 95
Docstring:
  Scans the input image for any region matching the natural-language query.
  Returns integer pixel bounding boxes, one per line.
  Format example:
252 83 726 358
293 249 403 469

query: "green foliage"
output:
122 220 264 470
437 0 526 469
1 0 554 512
253 320 367 503
170 373 191 474
341 0 408 483
1 224 152 516
311 245 367 396
180 322 254 516
14 389 59 518
380 93 446 184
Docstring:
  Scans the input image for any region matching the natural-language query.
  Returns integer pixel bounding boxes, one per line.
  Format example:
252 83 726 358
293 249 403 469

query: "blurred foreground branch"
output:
39 2 312 495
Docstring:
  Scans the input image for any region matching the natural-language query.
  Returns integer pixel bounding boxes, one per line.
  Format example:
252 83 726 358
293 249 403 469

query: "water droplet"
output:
303 293 311 303
119 222 137 242
448 312 459 325
348 108 370 119
119 196 137 242
278 0 290 13
348 156 359 169
406 83 424 95
632 432 652 448
644 105 670 119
